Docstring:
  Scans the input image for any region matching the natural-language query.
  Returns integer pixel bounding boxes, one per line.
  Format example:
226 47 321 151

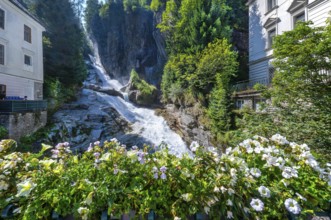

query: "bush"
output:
130 69 157 105
0 126 8 140
0 135 330 219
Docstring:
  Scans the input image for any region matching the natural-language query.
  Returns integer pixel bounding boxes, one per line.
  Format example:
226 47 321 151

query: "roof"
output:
287 0 306 13
8 0 45 29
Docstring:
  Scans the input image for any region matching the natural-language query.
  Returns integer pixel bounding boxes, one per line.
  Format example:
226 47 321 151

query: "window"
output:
254 99 266 111
267 0 276 11
293 12 305 28
24 55 32 66
236 100 245 109
268 28 276 48
0 9 4 29
24 25 32 43
0 44 4 65
269 66 275 81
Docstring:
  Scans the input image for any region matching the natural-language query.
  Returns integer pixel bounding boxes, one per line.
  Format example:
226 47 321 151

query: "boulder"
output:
127 89 158 106
98 88 124 99
155 104 212 147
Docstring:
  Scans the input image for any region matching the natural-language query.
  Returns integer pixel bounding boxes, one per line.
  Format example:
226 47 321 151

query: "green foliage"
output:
159 0 231 54
158 0 246 144
270 21 331 155
161 53 198 103
0 137 330 219
130 69 157 104
123 0 149 11
20 0 87 111
225 0 248 31
200 39 237 139
84 0 101 32
150 0 163 11
232 21 331 158
43 77 78 113
193 39 238 93
0 126 8 140
208 84 232 135
34 0 86 86
272 21 331 110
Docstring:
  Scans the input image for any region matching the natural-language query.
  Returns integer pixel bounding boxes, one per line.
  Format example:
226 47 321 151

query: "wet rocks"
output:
156 104 212 147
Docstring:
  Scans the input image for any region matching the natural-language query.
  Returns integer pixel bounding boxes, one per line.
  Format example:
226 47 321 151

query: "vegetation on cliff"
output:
158 0 247 145
129 69 157 105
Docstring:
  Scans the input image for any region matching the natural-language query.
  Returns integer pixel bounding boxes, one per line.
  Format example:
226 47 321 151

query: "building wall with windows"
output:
0 0 45 100
247 0 331 85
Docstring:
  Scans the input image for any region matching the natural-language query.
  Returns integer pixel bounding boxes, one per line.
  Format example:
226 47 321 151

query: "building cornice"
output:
307 0 328 9
249 55 274 66
246 0 256 6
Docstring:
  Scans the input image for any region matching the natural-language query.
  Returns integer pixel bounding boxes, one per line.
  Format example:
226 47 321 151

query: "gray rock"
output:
71 134 88 144
98 88 124 99
180 114 195 129
91 129 103 140
155 104 212 147
86 114 105 122
88 2 165 85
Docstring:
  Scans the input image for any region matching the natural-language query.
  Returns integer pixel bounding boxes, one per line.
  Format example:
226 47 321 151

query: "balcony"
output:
233 76 272 91
0 100 47 113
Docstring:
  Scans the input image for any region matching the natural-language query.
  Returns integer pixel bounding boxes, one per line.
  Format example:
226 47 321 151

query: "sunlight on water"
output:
87 53 190 157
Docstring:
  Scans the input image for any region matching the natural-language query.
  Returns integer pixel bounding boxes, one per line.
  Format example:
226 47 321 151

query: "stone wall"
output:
0 111 47 140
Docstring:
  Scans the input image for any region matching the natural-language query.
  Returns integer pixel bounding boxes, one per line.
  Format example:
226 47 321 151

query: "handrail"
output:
233 76 272 91
0 100 47 113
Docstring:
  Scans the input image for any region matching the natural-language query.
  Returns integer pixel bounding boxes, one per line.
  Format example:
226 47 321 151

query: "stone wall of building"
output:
0 111 47 140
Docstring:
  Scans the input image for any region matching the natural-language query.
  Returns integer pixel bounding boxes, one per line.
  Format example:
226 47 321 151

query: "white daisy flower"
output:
284 198 301 215
250 198 264 212
250 168 261 178
227 211 234 219
258 186 271 198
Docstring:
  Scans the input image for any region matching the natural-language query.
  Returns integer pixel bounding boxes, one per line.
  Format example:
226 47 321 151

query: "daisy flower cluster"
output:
0 135 329 220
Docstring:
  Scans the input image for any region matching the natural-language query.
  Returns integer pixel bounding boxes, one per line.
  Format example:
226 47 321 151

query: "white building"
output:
248 0 331 86
0 0 45 100
235 0 331 109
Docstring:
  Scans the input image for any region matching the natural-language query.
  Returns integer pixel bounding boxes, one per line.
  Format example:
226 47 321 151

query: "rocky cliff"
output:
89 2 166 86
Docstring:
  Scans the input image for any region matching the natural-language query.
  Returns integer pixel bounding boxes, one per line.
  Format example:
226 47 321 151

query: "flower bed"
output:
0 135 330 219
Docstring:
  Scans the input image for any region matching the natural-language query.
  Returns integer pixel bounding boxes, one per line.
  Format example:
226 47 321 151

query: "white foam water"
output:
87 52 190 157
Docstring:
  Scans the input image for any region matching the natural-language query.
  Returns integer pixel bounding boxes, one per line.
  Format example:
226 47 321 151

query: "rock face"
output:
47 93 130 150
156 104 212 147
89 3 166 85
45 63 155 150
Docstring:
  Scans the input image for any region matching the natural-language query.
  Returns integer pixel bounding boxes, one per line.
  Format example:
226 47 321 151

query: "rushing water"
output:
87 54 190 157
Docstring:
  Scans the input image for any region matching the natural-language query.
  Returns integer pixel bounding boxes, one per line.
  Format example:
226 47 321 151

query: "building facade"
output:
235 0 331 109
248 0 331 85
0 0 45 100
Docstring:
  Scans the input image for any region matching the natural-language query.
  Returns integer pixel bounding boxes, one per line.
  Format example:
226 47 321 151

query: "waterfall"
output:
87 51 190 157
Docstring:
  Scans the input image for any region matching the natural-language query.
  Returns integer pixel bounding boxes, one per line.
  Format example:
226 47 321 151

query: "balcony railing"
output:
233 76 272 91
0 100 47 113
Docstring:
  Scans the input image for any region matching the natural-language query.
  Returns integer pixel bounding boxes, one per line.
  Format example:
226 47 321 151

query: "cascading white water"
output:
87 52 190 157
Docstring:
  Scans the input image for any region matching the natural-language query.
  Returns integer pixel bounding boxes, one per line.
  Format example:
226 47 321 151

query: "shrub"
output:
130 69 157 104
0 135 330 219
0 126 8 139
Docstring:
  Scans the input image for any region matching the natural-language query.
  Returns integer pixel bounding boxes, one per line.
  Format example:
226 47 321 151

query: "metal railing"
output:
0 100 47 113
233 76 272 91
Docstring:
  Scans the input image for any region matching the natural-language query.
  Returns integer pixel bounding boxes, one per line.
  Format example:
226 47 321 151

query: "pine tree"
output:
32 0 86 86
